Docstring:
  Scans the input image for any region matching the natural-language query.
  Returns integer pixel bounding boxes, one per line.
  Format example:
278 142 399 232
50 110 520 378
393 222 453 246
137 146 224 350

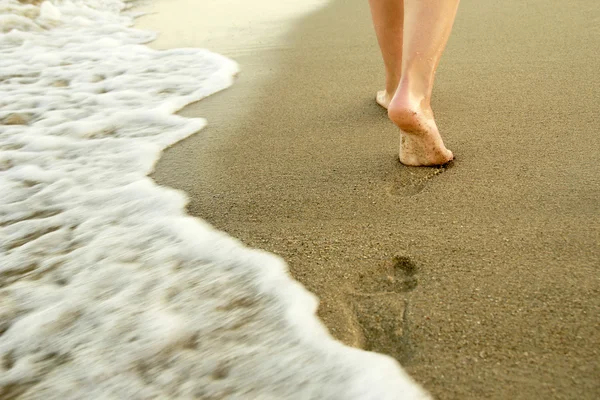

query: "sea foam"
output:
0 0 430 398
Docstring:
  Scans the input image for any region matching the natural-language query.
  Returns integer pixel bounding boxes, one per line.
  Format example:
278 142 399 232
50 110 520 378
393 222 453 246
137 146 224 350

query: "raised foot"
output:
387 100 454 167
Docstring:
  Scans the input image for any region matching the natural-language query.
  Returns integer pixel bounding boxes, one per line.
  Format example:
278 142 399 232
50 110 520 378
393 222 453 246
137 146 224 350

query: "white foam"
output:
0 0 431 398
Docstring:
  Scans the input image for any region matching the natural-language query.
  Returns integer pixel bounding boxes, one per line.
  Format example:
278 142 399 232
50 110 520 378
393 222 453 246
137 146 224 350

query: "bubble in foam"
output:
0 1 430 399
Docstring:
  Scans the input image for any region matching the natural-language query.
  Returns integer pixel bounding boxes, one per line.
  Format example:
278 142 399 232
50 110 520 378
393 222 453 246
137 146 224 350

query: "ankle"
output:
389 81 434 127
384 74 400 97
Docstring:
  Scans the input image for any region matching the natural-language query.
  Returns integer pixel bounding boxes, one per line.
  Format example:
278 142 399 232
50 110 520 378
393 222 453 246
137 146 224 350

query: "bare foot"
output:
376 90 393 109
387 95 453 166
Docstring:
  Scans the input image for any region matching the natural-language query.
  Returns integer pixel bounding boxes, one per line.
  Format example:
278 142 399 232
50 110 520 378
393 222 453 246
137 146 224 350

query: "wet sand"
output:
138 0 600 398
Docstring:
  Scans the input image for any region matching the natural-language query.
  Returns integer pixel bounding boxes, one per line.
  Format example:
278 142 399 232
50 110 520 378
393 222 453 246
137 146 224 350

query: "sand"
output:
137 0 600 398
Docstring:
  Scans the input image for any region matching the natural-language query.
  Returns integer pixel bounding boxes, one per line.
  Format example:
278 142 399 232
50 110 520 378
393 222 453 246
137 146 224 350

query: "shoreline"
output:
140 0 600 398
1 1 431 398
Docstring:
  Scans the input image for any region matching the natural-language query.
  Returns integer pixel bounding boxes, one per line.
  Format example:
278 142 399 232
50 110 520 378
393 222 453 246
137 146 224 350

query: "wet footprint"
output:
355 255 419 295
348 255 420 364
386 162 452 197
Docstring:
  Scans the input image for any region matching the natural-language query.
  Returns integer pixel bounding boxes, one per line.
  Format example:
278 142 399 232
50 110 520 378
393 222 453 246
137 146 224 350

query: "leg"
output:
388 0 459 166
368 0 404 109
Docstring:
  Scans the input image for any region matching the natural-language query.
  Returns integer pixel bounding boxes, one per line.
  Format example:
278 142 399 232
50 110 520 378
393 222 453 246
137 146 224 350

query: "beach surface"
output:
138 0 600 398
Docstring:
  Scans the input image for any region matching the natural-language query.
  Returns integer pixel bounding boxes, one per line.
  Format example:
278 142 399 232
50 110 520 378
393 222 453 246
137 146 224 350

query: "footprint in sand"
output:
387 163 452 197
345 256 420 365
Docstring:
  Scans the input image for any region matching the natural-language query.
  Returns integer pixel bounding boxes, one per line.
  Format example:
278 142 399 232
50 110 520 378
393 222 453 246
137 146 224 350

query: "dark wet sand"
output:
149 0 600 398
